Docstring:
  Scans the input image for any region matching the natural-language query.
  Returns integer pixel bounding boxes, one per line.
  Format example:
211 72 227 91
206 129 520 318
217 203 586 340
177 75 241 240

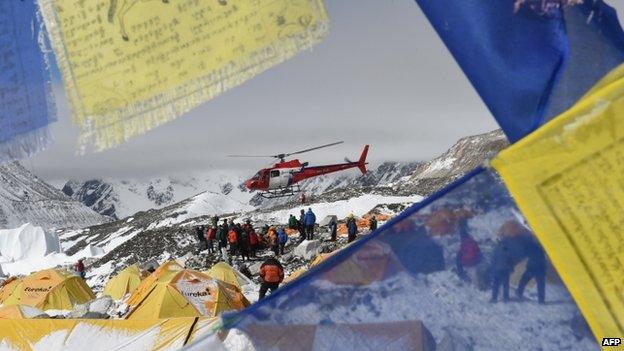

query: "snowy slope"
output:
62 170 254 219
0 162 108 230
395 129 508 194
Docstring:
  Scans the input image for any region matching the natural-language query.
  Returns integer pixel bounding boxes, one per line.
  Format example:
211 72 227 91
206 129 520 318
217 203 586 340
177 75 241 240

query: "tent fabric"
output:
103 264 143 300
184 168 593 350
205 262 252 291
2 269 94 310
126 263 249 320
283 268 307 285
127 261 185 307
310 253 333 268
0 278 23 304
0 317 217 351
414 0 624 142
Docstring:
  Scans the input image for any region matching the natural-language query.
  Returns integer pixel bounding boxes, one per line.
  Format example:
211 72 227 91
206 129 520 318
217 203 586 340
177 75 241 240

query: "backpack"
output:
249 231 259 245
227 230 238 244
240 231 249 244
206 228 216 241
269 233 278 246
460 237 482 267
278 230 288 244
261 263 283 283
288 216 298 229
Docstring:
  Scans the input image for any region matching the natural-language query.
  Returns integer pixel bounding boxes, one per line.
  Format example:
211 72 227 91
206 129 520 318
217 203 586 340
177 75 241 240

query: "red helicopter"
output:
230 142 369 199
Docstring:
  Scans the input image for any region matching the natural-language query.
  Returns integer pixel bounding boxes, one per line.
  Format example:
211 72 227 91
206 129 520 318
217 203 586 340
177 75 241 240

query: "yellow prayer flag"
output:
38 0 328 152
492 64 624 347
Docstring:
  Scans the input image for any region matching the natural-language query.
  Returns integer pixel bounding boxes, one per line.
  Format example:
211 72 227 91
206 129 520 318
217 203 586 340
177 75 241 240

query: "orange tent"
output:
2 269 94 310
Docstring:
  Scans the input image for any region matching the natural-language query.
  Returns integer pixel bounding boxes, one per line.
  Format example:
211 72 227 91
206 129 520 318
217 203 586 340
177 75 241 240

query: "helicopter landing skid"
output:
260 185 302 199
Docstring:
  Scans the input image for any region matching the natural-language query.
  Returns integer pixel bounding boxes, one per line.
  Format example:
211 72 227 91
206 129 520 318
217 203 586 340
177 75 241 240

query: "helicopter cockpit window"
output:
251 172 261 180
270 170 280 178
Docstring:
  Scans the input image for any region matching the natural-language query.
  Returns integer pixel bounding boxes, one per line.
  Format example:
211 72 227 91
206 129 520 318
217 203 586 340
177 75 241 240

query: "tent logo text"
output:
183 291 209 298
24 287 51 293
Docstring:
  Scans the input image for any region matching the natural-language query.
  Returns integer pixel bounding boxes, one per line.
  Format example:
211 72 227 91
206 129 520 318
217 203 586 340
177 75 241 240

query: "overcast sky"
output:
26 0 624 182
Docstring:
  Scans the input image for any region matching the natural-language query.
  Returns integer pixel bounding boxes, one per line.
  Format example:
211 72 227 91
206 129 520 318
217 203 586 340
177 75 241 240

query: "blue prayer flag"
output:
414 0 624 142
0 0 55 163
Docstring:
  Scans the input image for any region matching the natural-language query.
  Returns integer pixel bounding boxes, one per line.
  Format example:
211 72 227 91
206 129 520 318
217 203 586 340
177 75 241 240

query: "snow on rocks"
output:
252 194 423 224
293 240 321 260
89 296 114 315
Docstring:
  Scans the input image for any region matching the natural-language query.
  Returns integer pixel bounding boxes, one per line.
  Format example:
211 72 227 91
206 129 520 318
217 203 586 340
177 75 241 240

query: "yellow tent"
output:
126 262 249 320
283 268 307 284
2 269 95 310
0 317 219 350
0 277 23 304
103 264 143 300
0 305 45 319
310 253 334 268
204 262 251 290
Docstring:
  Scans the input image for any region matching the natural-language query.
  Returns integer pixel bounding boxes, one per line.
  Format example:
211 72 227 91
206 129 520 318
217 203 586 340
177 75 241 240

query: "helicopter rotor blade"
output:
227 155 275 158
283 141 344 158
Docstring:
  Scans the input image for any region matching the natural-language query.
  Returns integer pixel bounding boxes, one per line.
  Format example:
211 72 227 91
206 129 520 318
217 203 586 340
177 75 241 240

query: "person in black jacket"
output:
195 225 207 253
490 238 515 303
217 219 230 263
329 217 338 242
516 236 547 303
298 209 306 243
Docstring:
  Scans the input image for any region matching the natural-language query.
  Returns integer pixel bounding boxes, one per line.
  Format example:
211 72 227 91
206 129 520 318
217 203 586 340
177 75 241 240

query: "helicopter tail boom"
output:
358 145 369 175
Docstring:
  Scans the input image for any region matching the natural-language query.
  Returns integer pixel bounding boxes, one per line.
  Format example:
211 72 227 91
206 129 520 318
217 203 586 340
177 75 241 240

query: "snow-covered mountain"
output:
398 129 508 194
0 162 108 230
61 130 506 222
62 170 254 220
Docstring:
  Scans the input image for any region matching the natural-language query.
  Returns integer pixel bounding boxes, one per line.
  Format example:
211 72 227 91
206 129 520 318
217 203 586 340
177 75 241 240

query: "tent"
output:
103 264 143 300
283 268 307 284
126 262 249 320
0 277 23 304
310 253 334 268
0 317 218 350
204 262 252 291
2 269 95 310
0 304 46 319
323 241 405 286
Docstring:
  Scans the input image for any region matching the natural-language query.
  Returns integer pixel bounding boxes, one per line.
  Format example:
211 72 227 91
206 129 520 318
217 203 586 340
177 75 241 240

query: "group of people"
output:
194 215 297 264
454 218 547 304
288 208 317 241
191 211 382 300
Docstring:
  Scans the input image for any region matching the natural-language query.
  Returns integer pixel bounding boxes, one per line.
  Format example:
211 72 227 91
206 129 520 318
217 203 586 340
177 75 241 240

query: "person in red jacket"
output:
259 255 284 299
206 226 216 253
74 259 86 280
227 227 239 258
248 228 259 257
456 219 482 284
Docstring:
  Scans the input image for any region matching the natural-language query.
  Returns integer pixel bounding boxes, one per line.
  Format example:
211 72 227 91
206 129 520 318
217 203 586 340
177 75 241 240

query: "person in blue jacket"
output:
304 208 316 240
277 227 289 255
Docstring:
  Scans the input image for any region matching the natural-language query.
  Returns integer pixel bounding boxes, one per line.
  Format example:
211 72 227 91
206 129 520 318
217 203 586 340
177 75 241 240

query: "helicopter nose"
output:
245 179 255 189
